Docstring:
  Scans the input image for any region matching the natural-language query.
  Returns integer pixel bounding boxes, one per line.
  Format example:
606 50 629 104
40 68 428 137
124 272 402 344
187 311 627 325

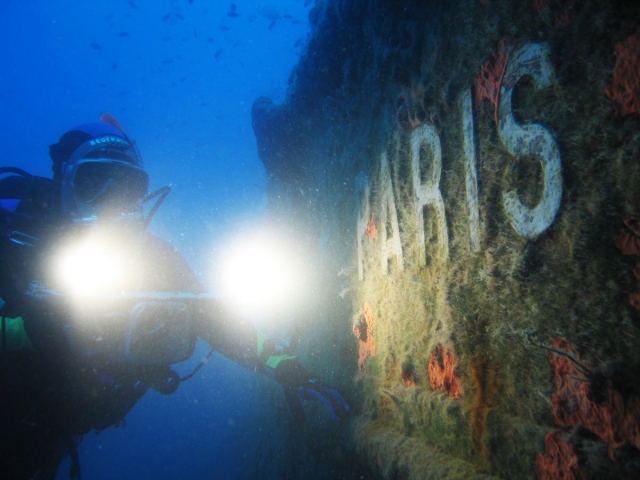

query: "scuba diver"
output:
0 114 350 480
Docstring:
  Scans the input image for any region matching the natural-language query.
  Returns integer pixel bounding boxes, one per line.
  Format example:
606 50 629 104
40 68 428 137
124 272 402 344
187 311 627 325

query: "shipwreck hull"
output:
252 1 640 478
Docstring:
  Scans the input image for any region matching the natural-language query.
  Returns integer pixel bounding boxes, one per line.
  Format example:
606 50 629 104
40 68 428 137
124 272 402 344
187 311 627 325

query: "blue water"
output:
0 1 312 478
69 344 287 480
67 343 291 480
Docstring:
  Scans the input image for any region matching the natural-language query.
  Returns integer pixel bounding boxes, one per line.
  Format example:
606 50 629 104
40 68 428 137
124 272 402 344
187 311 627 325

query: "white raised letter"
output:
460 90 481 252
498 43 562 238
411 124 449 264
379 152 404 274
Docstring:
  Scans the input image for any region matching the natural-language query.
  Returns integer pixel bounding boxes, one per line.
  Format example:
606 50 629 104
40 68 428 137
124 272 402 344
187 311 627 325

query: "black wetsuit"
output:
0 173 259 479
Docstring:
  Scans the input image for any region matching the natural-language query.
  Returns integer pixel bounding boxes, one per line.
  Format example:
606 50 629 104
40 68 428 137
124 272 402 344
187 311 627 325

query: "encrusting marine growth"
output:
615 216 640 311
427 344 462 398
545 339 640 455
365 213 378 244
353 302 376 373
535 431 583 480
473 37 509 125
605 32 640 116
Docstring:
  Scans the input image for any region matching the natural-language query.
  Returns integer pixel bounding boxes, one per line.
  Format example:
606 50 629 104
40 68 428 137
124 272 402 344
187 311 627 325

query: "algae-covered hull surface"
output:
252 1 640 478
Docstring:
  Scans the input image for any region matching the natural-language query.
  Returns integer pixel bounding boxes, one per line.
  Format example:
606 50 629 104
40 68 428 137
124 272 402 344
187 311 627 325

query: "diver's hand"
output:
275 359 351 424
289 378 351 424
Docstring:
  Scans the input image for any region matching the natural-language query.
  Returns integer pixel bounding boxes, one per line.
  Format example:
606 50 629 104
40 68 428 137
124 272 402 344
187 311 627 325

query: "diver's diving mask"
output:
61 158 149 222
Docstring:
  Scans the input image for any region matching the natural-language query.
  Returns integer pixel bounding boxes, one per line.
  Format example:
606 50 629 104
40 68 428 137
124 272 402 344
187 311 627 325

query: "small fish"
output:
180 76 187 82
291 19 301 25
214 49 223 58
189 0 193 4
294 38 303 48
267 19 277 29
127 0 138 9
219 25 229 31
112 62 119 69
206 37 214 43
90 42 103 50
162 13 172 22
282 14 292 19
257 4 280 22
175 13 185 20
161 58 173 65
200 101 209 106
118 32 129 37
227 3 239 17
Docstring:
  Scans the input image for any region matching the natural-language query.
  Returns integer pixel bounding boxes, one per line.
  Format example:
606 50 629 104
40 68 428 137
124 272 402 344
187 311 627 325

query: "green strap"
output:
256 331 296 370
0 316 32 352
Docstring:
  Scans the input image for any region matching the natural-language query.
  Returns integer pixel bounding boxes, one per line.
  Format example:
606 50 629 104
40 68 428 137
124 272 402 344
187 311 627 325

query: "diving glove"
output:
275 359 351 424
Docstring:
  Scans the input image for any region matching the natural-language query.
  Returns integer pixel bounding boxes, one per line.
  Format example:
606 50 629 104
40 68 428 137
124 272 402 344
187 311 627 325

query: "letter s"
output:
498 43 562 238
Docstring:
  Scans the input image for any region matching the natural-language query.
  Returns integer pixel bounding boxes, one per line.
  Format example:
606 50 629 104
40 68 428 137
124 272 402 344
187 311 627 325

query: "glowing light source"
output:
218 232 304 315
57 239 127 295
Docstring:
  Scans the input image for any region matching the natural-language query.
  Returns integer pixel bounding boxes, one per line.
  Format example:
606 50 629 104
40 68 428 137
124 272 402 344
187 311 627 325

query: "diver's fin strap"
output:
65 435 81 480
256 332 296 372
180 348 215 382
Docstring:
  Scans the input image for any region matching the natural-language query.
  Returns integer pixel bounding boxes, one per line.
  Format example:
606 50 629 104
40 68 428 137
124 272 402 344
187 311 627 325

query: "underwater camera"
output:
62 300 194 367
125 301 194 365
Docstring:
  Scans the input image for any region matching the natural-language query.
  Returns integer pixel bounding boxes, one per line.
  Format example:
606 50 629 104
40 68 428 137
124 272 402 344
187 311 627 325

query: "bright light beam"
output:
218 233 304 316
57 240 126 295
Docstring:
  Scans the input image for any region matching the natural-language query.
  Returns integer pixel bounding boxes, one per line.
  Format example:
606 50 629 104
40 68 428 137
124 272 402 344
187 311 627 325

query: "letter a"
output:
379 152 403 274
